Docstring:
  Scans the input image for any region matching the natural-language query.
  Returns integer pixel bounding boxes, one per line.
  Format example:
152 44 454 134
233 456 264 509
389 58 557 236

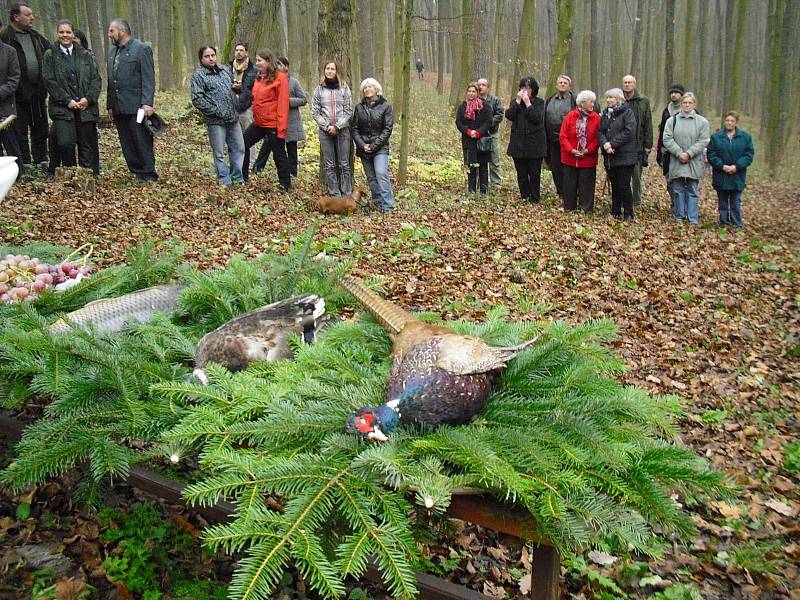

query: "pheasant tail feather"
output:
339 276 415 335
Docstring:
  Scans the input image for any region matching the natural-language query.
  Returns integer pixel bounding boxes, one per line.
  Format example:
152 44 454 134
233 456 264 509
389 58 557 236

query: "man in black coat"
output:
0 18 22 174
106 18 158 181
543 75 576 198
230 41 257 132
0 3 51 168
477 78 504 191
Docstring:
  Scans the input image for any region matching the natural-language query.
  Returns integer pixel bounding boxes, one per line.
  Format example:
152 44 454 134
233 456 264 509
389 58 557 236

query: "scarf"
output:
232 58 248 84
576 108 590 151
324 77 339 89
464 97 483 120
667 100 681 117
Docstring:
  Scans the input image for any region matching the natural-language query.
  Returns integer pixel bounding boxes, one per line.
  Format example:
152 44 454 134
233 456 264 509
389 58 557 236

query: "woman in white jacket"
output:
311 60 353 196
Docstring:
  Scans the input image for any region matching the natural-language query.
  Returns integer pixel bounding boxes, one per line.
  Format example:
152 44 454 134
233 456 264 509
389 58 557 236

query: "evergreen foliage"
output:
156 308 727 599
0 227 349 496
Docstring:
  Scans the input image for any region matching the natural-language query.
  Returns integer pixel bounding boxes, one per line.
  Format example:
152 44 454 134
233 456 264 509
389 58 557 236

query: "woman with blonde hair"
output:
311 60 353 196
351 77 394 212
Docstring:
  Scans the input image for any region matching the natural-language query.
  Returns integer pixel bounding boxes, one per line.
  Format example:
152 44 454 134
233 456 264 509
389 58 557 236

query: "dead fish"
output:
193 294 325 385
49 284 185 334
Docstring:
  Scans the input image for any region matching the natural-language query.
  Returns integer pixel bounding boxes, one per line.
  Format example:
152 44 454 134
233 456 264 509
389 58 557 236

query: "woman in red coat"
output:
559 90 600 212
241 48 290 190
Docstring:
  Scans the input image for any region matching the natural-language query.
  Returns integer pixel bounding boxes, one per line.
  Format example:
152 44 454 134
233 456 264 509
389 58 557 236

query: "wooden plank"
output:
531 544 561 600
448 493 546 543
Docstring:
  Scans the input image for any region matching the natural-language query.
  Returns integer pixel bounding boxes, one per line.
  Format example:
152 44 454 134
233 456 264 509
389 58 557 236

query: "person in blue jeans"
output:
662 93 709 224
351 78 394 212
190 45 244 187
707 111 754 228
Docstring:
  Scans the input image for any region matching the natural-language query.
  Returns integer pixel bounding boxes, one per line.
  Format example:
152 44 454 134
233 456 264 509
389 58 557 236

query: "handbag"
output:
476 135 492 154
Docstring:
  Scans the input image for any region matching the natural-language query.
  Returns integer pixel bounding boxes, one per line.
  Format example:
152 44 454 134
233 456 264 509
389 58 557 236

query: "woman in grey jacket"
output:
663 93 709 224
311 60 353 196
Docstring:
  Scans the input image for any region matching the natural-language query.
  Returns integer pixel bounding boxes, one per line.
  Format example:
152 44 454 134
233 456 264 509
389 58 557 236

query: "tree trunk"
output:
436 0 447 94
157 0 173 90
355 0 374 79
545 0 573 96
170 0 184 86
764 0 784 176
473 0 493 80
630 0 645 75
728 0 747 111
512 0 536 98
286 0 302 66
397 0 413 187
664 0 675 91
589 0 599 93
373 0 387 83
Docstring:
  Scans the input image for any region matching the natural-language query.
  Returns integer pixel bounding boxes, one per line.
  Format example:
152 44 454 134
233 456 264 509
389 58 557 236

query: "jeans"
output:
562 165 596 212
716 189 743 227
468 160 489 193
318 128 352 195
242 125 291 189
207 121 244 186
608 164 635 219
361 152 393 211
512 157 542 201
670 177 699 223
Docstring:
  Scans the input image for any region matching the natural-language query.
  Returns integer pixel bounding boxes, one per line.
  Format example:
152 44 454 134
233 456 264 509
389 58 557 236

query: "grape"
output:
0 272 7 283
33 280 46 292
68 269 79 279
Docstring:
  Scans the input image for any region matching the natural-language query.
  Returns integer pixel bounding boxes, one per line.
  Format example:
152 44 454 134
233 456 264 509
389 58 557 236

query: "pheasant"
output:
193 294 326 384
341 277 538 442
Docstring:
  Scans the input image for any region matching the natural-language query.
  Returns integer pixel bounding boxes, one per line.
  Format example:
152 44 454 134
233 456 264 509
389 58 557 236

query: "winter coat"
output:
483 94 504 135
707 128 754 191
190 63 238 126
663 110 710 182
0 41 20 117
544 91 576 142
456 100 492 165
352 95 393 158
598 102 638 168
42 44 101 123
656 103 682 174
106 38 155 115
252 70 289 139
0 25 51 103
559 108 600 168
623 89 653 152
230 59 257 113
311 81 353 131
504 97 546 159
286 76 307 143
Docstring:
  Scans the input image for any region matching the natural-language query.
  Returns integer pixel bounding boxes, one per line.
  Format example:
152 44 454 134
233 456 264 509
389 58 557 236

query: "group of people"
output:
0 4 161 181
191 46 395 211
455 74 755 227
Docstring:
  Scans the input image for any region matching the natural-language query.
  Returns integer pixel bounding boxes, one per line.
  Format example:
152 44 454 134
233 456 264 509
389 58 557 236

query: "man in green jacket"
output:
622 75 652 206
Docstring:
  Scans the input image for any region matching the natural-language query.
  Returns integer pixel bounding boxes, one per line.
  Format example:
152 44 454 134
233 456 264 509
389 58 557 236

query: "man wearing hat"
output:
106 18 158 181
656 83 685 208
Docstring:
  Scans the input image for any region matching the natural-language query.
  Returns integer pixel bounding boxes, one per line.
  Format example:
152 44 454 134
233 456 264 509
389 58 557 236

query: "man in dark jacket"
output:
0 19 22 174
544 75 576 197
656 83 685 207
230 41 257 132
0 3 51 168
106 18 158 181
478 78 504 190
621 75 653 206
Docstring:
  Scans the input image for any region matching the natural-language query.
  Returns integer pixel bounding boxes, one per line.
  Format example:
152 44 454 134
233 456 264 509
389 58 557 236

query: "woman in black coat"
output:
598 87 637 221
455 81 491 193
505 76 546 203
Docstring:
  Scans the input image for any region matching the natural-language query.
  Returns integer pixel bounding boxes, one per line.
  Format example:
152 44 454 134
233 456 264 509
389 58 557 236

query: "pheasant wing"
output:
435 334 539 375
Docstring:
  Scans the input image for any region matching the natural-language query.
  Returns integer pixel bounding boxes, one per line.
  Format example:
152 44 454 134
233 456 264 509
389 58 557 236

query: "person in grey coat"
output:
662 93 709 224
311 60 353 196
106 18 158 181
0 20 22 175
478 78 504 190
191 45 244 187
252 57 306 177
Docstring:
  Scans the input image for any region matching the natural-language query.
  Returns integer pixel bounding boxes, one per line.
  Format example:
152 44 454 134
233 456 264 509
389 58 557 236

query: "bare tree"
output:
545 0 573 96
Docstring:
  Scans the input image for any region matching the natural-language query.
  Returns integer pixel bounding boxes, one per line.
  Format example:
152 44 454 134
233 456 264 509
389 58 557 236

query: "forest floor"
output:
1 79 798 600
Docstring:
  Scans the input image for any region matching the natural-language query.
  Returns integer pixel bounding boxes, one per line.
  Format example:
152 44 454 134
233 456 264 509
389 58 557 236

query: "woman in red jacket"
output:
559 90 600 212
242 49 290 190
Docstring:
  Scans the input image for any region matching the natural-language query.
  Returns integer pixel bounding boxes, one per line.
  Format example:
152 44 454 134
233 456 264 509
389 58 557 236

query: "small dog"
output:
316 187 362 215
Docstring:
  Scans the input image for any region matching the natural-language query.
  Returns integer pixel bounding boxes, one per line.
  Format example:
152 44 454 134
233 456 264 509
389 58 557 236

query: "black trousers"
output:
114 114 157 180
13 95 49 164
607 164 634 218
49 115 100 175
562 165 596 212
512 157 543 201
0 120 23 175
547 140 565 195
468 160 488 193
252 138 298 177
242 125 291 189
